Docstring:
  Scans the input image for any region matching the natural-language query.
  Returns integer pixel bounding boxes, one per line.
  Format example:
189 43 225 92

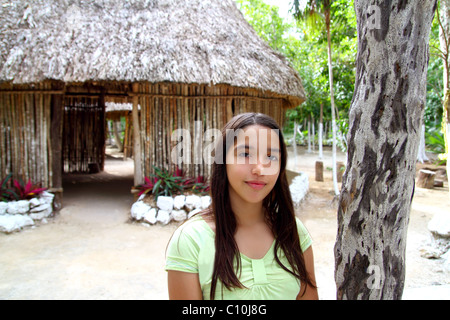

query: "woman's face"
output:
225 124 281 205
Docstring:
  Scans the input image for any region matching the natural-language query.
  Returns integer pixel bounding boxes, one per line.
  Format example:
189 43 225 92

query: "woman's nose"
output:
251 159 264 176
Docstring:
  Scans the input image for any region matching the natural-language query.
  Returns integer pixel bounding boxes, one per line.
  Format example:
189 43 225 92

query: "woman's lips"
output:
245 181 267 190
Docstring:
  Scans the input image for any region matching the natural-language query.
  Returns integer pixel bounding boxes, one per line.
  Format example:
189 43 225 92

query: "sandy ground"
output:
0 146 449 300
288 146 450 299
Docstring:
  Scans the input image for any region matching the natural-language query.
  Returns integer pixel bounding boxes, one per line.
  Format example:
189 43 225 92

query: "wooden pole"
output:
417 169 436 189
51 93 63 210
315 161 324 182
132 83 142 186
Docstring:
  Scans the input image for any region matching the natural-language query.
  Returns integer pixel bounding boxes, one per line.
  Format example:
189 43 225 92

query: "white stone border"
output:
131 171 310 226
131 194 211 226
289 172 309 208
0 191 55 234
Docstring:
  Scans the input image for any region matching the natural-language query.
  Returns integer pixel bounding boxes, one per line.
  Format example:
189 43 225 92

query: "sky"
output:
262 0 295 22
259 0 302 38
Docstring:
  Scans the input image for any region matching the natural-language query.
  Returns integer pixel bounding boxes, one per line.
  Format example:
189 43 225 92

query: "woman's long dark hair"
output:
204 112 315 299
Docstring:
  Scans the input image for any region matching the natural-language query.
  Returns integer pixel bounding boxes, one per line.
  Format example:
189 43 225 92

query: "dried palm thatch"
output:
0 0 305 106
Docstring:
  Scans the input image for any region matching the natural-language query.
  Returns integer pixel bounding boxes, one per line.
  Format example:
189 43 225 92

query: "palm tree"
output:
291 0 340 196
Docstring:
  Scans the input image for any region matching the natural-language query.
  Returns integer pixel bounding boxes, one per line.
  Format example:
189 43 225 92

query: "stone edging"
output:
0 191 55 233
131 171 310 226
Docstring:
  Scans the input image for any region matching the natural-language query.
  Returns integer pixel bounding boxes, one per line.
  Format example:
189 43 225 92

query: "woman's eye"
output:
267 154 278 161
238 152 250 158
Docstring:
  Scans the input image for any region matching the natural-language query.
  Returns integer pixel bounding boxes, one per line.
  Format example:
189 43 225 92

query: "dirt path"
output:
288 146 450 299
0 155 176 299
0 147 449 300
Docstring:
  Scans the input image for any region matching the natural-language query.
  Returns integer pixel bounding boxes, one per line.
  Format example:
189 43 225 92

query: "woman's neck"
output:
228 187 265 227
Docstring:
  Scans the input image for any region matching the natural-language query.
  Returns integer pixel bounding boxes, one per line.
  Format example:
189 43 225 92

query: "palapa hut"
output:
0 0 305 208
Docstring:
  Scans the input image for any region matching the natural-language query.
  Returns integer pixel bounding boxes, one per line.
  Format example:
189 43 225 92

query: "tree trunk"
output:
325 8 339 196
319 103 323 159
334 0 437 300
417 124 429 163
417 169 436 189
293 121 298 170
307 118 311 153
113 120 124 152
337 161 345 183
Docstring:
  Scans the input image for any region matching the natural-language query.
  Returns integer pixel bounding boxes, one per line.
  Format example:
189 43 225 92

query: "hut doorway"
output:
62 95 106 174
104 104 134 162
60 94 134 222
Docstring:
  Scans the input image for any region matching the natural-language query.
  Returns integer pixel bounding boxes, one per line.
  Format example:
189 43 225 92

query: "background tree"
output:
334 0 437 300
424 13 444 160
292 0 340 196
437 0 450 193
237 1 357 156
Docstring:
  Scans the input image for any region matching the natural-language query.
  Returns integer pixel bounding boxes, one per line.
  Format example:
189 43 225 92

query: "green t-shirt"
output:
165 215 313 300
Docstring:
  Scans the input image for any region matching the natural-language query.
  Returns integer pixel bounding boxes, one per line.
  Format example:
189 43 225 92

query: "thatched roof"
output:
0 0 305 106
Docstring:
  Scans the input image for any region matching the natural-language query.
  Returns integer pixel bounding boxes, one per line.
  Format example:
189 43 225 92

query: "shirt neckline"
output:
197 215 276 262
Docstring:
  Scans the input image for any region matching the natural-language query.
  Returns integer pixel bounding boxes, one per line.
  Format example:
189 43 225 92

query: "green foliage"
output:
239 0 443 156
186 176 211 195
136 167 210 199
336 115 349 152
1 174 18 202
1 174 46 201
291 0 326 36
426 127 446 154
426 14 444 130
137 166 184 199
13 179 47 200
237 0 294 52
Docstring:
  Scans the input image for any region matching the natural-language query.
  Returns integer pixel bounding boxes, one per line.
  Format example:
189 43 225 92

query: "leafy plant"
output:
137 166 186 199
1 173 18 202
136 176 159 197
1 175 46 201
336 116 349 152
184 175 211 195
136 166 210 199
426 128 445 154
154 166 189 199
13 178 47 200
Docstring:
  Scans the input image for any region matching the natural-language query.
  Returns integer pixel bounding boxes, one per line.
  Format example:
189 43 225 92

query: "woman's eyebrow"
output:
234 144 251 150
234 144 280 153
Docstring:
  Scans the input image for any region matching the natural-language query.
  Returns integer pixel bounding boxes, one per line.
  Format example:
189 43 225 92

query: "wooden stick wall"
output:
62 96 106 173
134 83 288 182
0 90 52 187
1 81 290 192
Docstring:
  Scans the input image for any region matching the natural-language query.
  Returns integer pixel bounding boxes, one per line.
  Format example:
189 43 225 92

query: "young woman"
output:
165 113 318 300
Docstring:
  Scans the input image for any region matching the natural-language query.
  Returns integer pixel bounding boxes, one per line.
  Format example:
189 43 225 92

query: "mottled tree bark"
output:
334 0 437 300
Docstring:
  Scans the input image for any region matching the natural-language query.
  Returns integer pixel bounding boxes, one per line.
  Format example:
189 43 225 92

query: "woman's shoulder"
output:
294 216 306 229
166 214 214 266
171 214 214 243
294 217 313 251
